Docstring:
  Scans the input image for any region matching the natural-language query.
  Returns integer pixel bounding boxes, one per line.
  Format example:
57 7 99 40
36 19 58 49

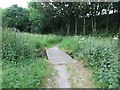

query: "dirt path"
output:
46 45 95 88
66 61 96 88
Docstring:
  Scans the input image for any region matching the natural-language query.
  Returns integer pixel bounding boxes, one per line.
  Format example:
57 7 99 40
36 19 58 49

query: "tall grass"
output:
27 34 62 58
2 28 34 61
60 35 119 88
2 28 63 61
2 28 62 88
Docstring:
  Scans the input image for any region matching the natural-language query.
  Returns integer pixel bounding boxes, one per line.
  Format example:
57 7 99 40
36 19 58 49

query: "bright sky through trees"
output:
0 0 31 8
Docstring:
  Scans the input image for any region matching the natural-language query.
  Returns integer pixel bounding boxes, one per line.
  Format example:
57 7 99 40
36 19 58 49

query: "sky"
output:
0 0 31 8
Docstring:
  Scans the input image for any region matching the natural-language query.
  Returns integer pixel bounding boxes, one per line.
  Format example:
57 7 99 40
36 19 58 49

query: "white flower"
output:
113 37 118 40
74 35 78 38
25 43 28 45
79 41 81 43
81 37 84 40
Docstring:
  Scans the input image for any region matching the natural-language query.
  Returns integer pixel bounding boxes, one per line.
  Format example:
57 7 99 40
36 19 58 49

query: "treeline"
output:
2 2 120 35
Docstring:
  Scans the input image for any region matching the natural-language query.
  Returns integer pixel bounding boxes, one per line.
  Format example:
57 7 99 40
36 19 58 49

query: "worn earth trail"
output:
46 45 95 88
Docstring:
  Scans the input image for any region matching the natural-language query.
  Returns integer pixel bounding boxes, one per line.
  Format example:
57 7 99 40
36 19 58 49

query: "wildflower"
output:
34 49 37 51
79 41 81 43
113 37 118 40
74 35 78 38
25 43 28 45
47 79 50 81
81 37 84 40
98 36 101 38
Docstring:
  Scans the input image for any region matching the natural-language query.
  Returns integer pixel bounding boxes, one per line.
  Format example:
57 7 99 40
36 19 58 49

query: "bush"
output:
60 35 119 88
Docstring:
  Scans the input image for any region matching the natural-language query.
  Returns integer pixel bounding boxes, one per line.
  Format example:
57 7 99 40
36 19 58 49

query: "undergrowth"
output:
60 35 119 88
2 28 62 88
2 59 53 88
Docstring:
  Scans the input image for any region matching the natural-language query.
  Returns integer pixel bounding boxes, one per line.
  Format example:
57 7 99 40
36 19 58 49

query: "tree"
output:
2 2 119 35
73 2 81 35
2 5 30 32
29 8 45 33
81 2 90 35
28 2 55 33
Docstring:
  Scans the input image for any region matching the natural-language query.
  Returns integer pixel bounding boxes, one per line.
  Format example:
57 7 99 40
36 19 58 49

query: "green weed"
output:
60 35 119 88
2 28 34 61
2 59 53 88
2 28 62 88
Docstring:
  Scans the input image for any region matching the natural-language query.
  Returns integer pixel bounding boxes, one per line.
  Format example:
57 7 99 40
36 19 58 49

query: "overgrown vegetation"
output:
2 28 62 88
1 1 120 88
60 35 119 88
2 28 34 61
2 59 53 88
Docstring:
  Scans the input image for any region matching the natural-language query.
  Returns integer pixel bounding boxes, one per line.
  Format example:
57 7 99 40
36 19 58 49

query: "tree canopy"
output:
2 2 120 35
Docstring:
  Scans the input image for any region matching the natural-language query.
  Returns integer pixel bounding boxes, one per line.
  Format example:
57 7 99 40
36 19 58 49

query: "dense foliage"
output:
60 36 119 88
2 28 62 88
2 5 30 32
2 2 120 34
2 28 34 61
2 59 52 88
1 1 120 88
2 28 62 61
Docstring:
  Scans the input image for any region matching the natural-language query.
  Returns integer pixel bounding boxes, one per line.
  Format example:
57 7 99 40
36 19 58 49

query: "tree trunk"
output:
52 16 54 34
92 17 94 33
67 20 70 35
75 18 77 35
113 3 115 31
106 15 108 33
118 2 120 33
52 22 54 34
83 16 86 35
91 3 95 34
67 23 70 35
94 17 96 33
113 7 114 14
106 9 109 33
66 22 67 34
113 3 115 14
100 10 102 16
61 23 62 34
94 3 97 33
99 3 102 15
66 21 70 35
119 26 120 34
